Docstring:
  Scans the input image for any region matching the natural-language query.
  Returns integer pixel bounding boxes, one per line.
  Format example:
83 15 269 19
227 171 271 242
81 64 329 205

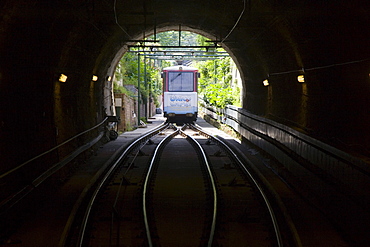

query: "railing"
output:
200 102 370 245
0 117 109 213
200 103 370 204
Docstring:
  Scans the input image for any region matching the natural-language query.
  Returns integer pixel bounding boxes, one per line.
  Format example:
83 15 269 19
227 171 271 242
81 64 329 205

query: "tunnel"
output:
0 0 369 244
1 0 369 169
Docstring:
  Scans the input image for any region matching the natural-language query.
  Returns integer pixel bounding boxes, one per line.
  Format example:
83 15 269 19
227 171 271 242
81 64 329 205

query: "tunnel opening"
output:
104 20 369 161
110 30 243 132
1 1 370 245
0 0 369 200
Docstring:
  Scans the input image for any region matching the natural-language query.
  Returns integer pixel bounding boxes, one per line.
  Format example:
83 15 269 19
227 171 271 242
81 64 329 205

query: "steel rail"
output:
191 124 284 247
143 128 180 247
75 123 169 247
109 125 172 244
180 129 218 247
110 136 154 245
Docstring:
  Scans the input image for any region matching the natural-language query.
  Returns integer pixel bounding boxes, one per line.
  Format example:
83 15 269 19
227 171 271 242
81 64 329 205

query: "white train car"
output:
162 65 199 124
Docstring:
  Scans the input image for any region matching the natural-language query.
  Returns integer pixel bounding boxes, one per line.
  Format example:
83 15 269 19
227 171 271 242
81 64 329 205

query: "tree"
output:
115 31 241 110
202 83 234 109
149 31 199 46
114 52 162 107
194 56 241 108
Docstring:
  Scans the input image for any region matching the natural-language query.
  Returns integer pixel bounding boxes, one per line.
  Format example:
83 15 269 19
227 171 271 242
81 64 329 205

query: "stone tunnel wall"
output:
0 0 369 176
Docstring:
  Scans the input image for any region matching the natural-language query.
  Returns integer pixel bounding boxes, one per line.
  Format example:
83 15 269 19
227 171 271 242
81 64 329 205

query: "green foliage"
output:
153 96 160 108
202 83 234 109
140 117 147 123
139 83 149 104
116 52 139 86
125 123 134 131
195 56 240 109
232 85 241 107
113 82 134 96
149 31 199 46
115 31 242 110
196 35 208 46
114 52 162 104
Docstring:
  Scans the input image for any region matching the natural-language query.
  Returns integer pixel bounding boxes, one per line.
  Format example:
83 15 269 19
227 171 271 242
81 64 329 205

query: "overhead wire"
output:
221 0 246 43
268 57 370 77
114 0 132 39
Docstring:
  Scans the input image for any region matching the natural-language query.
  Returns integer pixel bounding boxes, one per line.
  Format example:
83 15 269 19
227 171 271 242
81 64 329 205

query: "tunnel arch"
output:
104 27 246 116
0 0 369 169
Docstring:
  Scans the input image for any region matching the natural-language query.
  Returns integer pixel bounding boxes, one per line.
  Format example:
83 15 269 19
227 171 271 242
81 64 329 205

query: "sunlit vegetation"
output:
114 52 162 107
114 31 241 110
195 56 241 108
194 35 241 108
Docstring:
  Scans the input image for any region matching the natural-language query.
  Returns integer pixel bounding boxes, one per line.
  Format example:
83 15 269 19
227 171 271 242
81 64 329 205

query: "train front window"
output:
168 72 194 92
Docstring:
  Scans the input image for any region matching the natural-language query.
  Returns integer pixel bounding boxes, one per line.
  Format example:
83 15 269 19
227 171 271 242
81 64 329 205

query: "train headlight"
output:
168 113 176 117
186 113 194 117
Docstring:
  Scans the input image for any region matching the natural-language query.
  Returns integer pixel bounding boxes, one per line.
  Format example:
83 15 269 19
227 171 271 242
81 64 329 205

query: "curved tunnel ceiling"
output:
2 1 368 90
57 0 369 93
0 0 369 165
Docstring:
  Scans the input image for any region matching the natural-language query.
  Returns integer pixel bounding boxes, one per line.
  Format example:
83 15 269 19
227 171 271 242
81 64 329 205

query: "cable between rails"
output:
143 128 180 247
182 130 217 247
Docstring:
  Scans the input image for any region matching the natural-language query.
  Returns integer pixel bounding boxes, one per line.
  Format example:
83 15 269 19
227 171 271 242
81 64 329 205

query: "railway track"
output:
143 126 217 246
64 123 299 246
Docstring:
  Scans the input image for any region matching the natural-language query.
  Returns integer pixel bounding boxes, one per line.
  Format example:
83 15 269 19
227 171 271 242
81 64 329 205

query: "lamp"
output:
59 74 68 83
297 74 305 83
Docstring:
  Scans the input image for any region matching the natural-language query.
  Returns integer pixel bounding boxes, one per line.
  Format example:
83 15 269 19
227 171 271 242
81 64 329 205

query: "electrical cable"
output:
268 57 370 77
114 0 132 39
221 0 246 43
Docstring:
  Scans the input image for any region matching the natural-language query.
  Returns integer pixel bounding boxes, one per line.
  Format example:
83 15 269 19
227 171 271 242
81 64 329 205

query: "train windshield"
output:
168 71 194 92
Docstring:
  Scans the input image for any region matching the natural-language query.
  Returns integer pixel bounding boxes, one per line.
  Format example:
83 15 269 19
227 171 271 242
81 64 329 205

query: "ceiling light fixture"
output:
59 74 68 82
297 75 305 83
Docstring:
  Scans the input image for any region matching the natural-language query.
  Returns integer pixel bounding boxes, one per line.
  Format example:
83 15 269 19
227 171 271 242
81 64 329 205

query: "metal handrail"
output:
0 117 108 179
